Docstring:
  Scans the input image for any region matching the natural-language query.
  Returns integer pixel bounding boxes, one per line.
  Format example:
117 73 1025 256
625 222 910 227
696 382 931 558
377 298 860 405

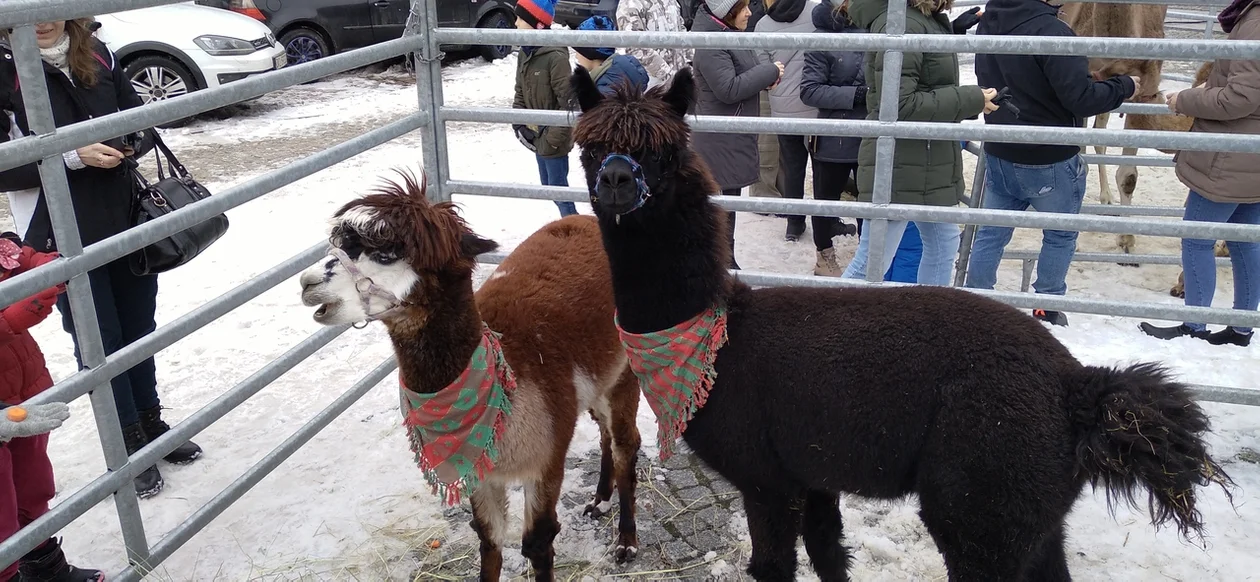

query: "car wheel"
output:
477 11 514 62
124 54 197 128
281 27 331 65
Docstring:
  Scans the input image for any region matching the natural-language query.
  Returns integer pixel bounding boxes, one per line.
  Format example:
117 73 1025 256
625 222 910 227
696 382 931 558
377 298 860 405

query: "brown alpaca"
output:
297 172 642 580
1060 3 1210 255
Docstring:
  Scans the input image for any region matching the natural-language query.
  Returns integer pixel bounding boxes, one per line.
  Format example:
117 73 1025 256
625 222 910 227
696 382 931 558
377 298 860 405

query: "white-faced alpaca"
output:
297 172 642 580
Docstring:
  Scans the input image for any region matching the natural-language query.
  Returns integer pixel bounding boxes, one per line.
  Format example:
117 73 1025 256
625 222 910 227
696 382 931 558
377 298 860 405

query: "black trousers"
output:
55 258 161 427
811 160 858 251
721 188 741 268
778 135 810 226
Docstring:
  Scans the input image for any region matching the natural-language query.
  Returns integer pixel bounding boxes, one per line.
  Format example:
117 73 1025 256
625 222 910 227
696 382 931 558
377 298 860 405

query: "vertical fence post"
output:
867 0 907 282
6 25 150 568
410 0 450 202
953 150 987 286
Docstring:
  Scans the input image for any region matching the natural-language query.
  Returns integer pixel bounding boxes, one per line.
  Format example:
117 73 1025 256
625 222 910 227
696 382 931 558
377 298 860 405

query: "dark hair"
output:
722 0 751 27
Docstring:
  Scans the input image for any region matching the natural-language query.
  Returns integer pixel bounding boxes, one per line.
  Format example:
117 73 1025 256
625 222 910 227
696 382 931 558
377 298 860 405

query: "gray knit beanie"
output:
704 0 741 19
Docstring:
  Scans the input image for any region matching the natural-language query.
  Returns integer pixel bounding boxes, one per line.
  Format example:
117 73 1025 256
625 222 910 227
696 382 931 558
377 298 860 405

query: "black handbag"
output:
126 131 229 276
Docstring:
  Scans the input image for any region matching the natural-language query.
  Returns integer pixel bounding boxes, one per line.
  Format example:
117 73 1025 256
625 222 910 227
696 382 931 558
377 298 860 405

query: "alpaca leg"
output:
584 416 615 518
469 482 509 582
1021 526 1071 582
744 494 803 582
609 368 642 562
1094 113 1112 205
1116 148 1139 261
801 490 852 582
522 462 565 581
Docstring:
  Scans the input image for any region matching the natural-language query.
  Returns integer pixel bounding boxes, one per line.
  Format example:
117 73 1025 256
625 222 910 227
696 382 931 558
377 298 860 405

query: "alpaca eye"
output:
372 251 399 265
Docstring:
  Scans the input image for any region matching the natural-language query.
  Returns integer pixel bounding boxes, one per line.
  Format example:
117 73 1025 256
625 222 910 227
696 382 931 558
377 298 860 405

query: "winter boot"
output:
785 218 806 242
138 407 202 465
1206 326 1253 347
1032 309 1069 327
121 423 164 499
1138 322 1210 341
831 220 858 238
16 538 103 582
814 248 844 277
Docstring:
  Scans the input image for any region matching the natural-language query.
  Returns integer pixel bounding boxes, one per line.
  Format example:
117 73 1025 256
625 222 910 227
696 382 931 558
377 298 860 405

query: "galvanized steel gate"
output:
0 0 1257 578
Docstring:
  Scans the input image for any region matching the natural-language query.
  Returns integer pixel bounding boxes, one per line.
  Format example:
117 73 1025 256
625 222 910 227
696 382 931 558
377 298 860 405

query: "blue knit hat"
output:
575 16 617 61
515 0 555 29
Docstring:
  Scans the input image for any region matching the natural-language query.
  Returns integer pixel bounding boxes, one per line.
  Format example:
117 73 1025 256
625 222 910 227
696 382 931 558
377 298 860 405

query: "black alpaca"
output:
569 67 1235 582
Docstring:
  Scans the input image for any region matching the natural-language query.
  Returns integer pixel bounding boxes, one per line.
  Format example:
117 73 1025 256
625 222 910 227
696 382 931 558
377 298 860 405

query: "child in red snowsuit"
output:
0 231 101 582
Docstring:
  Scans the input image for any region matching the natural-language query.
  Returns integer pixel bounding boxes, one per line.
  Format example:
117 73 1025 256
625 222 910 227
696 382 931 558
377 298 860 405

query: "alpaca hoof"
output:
1171 287 1185 298
614 542 639 563
583 498 613 519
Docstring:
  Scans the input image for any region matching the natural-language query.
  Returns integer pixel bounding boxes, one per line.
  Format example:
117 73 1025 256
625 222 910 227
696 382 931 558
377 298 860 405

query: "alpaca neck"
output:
386 274 483 394
601 166 730 334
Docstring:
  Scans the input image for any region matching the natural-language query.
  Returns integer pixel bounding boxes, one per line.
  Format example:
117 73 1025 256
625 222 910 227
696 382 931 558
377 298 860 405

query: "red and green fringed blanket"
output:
616 305 728 461
400 324 516 506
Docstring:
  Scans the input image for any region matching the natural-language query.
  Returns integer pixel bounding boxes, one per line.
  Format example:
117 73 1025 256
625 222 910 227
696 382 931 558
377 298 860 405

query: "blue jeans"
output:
842 219 961 286
537 154 577 217
965 153 1086 296
1181 190 1260 333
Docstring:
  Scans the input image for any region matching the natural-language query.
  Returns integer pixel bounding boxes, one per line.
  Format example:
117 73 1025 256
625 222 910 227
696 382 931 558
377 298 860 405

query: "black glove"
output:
513 124 538 152
853 86 868 107
952 7 981 34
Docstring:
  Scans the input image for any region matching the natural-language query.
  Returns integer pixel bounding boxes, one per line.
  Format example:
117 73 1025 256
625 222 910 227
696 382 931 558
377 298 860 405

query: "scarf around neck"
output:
39 33 71 77
400 324 517 505
617 305 729 460
1219 0 1258 32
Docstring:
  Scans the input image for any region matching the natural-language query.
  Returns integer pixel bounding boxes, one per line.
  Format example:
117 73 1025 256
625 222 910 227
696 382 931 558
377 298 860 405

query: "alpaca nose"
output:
595 161 639 212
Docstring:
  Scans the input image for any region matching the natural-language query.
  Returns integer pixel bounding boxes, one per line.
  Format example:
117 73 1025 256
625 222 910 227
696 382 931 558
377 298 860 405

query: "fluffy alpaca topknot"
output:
330 169 474 272
573 81 692 155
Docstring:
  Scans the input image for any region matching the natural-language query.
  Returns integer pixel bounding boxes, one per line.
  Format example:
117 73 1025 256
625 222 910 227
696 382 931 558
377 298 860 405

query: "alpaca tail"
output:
1064 362 1235 544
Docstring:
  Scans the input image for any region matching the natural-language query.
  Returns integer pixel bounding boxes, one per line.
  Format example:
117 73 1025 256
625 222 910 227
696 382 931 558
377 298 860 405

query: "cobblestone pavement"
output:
408 446 757 581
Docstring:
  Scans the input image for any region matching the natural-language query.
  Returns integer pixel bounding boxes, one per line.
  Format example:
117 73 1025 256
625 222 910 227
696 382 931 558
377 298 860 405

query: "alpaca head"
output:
299 170 498 326
571 66 712 223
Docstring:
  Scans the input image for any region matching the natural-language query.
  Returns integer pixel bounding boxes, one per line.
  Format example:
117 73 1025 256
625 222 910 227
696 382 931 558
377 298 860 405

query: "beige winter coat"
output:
1173 2 1260 204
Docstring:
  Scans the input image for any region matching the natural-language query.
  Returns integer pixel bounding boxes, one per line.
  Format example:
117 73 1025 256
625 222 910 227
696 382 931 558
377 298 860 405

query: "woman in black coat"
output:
799 0 866 276
690 0 783 269
0 18 200 500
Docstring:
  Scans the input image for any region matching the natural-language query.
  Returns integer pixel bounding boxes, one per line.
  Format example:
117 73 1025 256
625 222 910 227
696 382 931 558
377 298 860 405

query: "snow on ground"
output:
11 43 1258 581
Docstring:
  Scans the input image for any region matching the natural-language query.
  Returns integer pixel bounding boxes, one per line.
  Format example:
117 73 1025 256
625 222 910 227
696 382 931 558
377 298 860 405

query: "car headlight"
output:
194 35 257 56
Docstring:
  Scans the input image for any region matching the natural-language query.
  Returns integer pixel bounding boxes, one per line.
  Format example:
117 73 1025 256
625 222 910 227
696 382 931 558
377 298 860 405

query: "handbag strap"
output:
147 131 190 179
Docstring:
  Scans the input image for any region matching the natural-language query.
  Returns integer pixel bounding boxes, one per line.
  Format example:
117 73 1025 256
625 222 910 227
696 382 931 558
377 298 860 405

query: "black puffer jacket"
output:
0 37 154 252
799 0 868 163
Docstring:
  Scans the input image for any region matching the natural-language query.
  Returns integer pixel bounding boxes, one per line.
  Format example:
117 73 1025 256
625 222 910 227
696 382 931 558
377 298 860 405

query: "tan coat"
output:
1173 2 1260 204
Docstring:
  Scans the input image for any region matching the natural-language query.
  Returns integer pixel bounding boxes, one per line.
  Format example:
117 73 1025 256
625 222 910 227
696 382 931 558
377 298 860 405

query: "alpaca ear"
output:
571 66 603 113
663 67 695 119
460 233 499 259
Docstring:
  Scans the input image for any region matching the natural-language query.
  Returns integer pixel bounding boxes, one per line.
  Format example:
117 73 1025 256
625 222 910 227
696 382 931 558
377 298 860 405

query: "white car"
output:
95 1 286 113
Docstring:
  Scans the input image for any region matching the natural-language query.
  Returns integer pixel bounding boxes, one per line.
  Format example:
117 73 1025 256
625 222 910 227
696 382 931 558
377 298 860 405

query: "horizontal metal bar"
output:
24 242 329 406
1114 102 1179 115
446 180 1260 243
0 114 423 308
0 36 424 172
1079 204 1183 217
0 0 185 27
0 324 348 568
1001 249 1229 267
1078 154 1175 167
113 356 397 582
440 107 1260 154
433 29 1259 61
473 253 1260 378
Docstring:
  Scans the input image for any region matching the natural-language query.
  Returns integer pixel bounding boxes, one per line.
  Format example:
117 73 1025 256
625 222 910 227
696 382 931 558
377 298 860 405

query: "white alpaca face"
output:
299 207 420 325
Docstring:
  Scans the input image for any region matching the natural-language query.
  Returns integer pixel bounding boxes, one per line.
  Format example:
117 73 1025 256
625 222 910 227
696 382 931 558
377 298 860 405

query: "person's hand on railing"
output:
0 403 71 442
1166 90 1182 115
952 7 982 34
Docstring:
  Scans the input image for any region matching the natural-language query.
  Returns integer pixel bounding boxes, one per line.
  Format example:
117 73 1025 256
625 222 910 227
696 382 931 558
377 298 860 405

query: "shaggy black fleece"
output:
570 67 1236 582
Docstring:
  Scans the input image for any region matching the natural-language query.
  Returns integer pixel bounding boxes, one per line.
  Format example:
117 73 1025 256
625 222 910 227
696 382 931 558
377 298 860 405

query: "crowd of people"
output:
507 0 1257 346
0 0 1256 578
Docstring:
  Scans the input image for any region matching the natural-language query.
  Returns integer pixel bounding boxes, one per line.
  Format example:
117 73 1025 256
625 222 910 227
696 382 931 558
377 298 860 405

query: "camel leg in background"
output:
1116 146 1140 265
1094 112 1113 205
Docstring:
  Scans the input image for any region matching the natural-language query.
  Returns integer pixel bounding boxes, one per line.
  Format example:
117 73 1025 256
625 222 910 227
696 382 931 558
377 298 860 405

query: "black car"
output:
196 0 517 63
554 0 700 31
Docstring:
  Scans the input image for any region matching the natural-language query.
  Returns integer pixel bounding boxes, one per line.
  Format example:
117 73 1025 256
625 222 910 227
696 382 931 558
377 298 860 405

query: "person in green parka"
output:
840 0 997 285
511 0 578 217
